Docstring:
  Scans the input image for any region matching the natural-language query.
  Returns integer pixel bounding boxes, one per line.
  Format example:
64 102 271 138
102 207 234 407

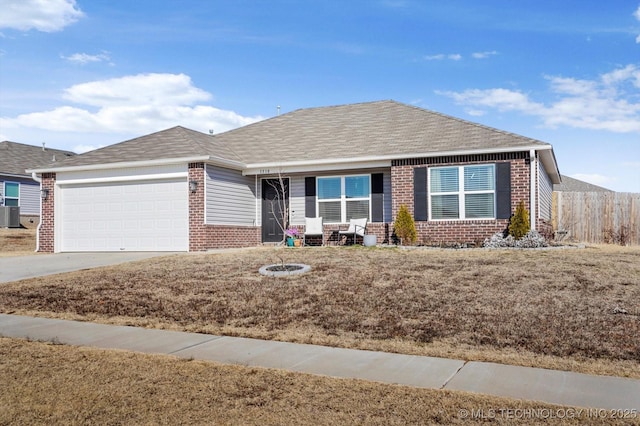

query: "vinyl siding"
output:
0 177 40 215
538 160 552 220
206 165 256 225
290 176 306 225
19 181 40 215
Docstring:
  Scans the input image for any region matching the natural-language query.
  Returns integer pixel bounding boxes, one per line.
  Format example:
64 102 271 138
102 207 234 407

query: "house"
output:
553 175 613 192
0 141 75 226
28 100 561 252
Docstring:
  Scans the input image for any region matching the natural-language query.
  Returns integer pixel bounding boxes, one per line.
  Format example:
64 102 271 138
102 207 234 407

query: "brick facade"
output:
390 153 535 245
38 154 547 252
38 173 56 253
185 154 544 250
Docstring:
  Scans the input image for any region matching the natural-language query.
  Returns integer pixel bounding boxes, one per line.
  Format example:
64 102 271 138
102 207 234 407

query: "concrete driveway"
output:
0 252 178 283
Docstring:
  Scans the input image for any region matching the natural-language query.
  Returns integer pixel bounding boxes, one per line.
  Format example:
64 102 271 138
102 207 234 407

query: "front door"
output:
261 178 289 243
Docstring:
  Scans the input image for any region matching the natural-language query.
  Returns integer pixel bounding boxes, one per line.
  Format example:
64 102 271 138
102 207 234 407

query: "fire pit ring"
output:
258 263 311 277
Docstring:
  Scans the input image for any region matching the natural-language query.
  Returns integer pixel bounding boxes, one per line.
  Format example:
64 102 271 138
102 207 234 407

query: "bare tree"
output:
265 171 290 245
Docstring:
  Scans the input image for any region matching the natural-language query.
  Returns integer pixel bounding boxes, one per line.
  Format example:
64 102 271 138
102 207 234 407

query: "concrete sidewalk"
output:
1 313 638 410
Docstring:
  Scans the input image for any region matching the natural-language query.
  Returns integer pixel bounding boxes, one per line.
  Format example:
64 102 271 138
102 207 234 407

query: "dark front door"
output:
262 178 289 243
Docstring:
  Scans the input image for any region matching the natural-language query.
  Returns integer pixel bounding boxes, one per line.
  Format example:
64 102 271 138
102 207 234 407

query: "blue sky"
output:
1 0 639 192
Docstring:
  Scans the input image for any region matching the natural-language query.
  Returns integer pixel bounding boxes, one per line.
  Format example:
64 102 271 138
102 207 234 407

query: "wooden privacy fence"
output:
552 192 640 245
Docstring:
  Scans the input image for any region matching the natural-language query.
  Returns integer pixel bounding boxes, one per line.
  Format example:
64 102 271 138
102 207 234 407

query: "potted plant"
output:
285 228 300 247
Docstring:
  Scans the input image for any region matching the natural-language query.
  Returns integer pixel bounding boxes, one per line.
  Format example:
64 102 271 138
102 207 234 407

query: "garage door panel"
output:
60 179 188 252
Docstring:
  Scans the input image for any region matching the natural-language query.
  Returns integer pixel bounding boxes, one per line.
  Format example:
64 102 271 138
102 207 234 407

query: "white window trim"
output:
3 182 19 207
429 165 496 221
317 174 371 224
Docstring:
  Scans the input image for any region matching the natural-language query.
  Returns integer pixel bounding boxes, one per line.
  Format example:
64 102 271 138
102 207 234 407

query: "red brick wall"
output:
188 163 207 251
390 154 534 245
38 173 56 253
202 225 261 249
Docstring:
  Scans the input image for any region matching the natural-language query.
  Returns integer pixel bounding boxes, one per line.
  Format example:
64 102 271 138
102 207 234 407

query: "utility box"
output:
0 206 20 228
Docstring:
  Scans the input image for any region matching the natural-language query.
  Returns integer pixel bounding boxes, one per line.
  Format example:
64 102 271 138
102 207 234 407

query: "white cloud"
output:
472 51 498 59
424 53 462 61
437 88 545 114
438 64 640 133
62 52 111 65
0 73 264 136
62 73 211 107
0 0 83 32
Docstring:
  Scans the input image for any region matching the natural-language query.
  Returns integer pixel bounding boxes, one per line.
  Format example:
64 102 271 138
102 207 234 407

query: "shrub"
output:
394 204 417 245
508 201 530 239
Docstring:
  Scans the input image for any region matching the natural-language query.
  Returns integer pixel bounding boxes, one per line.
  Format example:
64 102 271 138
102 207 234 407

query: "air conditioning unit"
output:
0 206 20 228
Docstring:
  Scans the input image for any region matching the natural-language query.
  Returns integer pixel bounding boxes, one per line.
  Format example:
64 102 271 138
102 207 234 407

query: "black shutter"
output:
305 177 316 217
413 167 428 221
371 173 384 222
496 162 511 219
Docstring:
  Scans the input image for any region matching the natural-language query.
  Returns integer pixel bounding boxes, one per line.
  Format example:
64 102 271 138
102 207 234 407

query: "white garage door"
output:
59 179 189 252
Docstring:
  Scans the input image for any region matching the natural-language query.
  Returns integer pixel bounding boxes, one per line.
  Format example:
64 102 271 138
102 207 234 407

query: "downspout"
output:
31 172 41 252
529 149 536 231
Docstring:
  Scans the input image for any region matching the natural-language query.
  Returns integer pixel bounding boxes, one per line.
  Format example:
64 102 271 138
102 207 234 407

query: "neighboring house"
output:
28 100 561 252
0 141 75 225
553 175 614 192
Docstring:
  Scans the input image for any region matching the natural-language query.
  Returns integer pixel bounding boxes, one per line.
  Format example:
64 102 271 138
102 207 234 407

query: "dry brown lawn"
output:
0 244 638 379
3 337 637 425
0 228 37 256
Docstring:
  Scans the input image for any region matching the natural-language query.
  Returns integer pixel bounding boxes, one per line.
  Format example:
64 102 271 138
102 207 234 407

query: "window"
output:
429 165 495 219
3 182 19 207
317 175 370 223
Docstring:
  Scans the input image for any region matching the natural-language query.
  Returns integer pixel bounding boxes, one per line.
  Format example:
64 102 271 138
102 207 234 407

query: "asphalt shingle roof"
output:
33 100 552 170
554 175 613 192
214 100 550 164
38 126 243 169
0 141 75 176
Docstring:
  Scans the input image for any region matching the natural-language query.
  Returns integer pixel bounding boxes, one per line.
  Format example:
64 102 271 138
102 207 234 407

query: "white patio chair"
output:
304 217 324 246
338 217 367 245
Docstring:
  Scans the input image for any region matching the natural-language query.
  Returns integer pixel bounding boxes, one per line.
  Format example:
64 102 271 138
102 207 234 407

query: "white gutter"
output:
31 172 41 253
25 156 237 174
254 175 258 226
243 145 550 175
530 149 537 231
536 147 561 184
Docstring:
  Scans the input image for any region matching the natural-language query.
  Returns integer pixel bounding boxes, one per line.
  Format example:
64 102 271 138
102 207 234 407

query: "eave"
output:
243 145 561 179
26 156 244 174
